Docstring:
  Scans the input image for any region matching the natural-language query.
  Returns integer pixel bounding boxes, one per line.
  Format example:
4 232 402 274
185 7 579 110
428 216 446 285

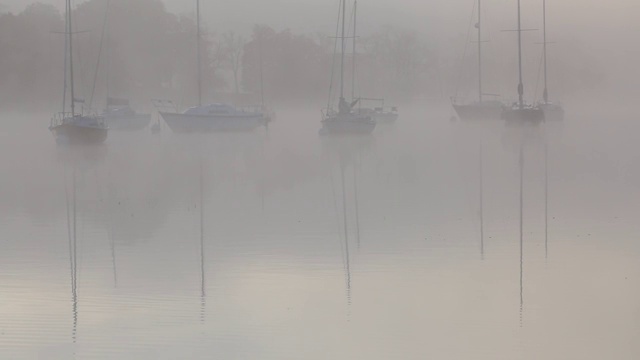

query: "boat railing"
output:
236 104 270 114
152 99 179 112
321 107 338 119
50 112 108 128
50 112 74 127
357 98 397 113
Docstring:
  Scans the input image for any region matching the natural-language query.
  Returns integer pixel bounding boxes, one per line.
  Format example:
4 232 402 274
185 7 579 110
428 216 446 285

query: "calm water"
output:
1 103 639 359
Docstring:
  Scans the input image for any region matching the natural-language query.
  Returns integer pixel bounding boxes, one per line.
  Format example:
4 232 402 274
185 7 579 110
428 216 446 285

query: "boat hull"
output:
105 113 152 131
50 123 108 145
539 103 564 122
501 107 545 125
320 114 376 135
159 112 266 133
453 103 504 120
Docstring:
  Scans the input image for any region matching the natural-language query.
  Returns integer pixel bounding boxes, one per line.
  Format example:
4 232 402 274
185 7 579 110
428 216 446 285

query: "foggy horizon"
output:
1 0 638 109
1 0 639 359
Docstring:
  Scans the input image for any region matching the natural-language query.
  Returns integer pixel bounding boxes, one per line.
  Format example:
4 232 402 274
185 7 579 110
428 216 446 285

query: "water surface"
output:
1 103 639 359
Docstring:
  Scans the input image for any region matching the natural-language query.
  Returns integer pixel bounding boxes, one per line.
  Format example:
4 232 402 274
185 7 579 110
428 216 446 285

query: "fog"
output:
1 0 640 109
1 0 640 359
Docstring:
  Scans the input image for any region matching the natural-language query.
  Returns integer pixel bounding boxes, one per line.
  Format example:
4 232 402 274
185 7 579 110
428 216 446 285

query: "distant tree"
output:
73 0 226 107
242 25 330 103
0 3 62 109
359 27 436 99
221 31 245 95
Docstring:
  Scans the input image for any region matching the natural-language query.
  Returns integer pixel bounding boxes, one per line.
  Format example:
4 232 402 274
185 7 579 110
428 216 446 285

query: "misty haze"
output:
0 0 639 359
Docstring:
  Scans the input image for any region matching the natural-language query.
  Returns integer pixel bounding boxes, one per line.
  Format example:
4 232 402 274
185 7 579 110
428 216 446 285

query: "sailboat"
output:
537 0 564 122
159 0 266 133
349 1 398 124
320 0 376 136
500 0 545 124
88 0 151 132
50 0 108 145
356 98 399 124
452 0 504 120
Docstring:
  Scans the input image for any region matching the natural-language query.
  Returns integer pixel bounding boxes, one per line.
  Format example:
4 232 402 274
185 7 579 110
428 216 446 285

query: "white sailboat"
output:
501 0 545 124
50 0 108 145
537 0 564 121
452 0 504 120
160 0 266 133
320 0 376 136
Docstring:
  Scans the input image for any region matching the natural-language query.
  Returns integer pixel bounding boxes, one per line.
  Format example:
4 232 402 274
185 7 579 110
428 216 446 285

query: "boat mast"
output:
340 0 346 101
105 0 110 104
517 0 524 109
351 0 357 101
68 0 76 115
196 0 202 107
62 0 69 113
477 0 482 103
259 37 265 107
542 0 548 104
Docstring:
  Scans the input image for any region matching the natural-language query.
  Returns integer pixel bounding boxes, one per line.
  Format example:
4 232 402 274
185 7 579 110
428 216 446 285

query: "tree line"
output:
0 0 438 111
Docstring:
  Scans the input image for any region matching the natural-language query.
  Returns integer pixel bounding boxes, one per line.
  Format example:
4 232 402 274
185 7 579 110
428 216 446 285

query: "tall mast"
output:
517 0 524 109
477 0 482 103
542 0 548 104
68 0 76 115
196 0 202 107
340 0 346 100
105 0 110 102
259 37 265 107
351 0 357 101
62 0 69 113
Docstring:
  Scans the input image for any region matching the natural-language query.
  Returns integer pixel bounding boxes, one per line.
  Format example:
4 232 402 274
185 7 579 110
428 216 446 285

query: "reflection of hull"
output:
105 114 152 131
55 143 108 165
539 103 564 122
160 112 266 133
320 114 376 135
501 107 545 125
453 103 503 120
50 122 108 145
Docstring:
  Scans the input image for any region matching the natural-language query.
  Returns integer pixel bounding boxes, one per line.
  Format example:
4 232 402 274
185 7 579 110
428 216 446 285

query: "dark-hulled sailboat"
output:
501 0 545 125
320 0 375 136
50 0 108 145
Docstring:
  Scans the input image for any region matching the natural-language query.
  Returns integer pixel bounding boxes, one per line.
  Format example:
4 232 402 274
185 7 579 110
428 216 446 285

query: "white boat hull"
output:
160 112 266 133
